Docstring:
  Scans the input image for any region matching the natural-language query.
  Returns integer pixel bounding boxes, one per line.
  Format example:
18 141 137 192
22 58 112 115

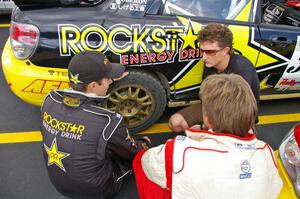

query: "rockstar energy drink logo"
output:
43 111 85 140
58 21 202 66
44 138 70 172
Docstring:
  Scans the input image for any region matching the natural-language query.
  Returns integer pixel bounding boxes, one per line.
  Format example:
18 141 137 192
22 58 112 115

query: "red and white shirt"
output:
133 129 283 199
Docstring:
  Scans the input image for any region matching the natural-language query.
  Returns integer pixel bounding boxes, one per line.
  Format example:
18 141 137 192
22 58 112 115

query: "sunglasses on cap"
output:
200 48 224 56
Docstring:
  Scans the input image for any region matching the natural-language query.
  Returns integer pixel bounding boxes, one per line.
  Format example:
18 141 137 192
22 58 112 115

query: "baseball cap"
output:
68 51 125 84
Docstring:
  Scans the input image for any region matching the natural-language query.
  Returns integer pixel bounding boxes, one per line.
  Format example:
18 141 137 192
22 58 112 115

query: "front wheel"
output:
102 70 166 134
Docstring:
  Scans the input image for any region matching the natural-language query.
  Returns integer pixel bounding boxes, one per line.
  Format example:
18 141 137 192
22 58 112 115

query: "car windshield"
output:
163 0 250 20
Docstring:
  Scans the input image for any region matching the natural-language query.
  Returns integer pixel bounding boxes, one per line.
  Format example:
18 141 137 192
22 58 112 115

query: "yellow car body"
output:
2 40 69 106
276 151 298 198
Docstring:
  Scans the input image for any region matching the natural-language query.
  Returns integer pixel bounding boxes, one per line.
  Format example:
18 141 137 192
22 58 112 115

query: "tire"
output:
102 70 166 134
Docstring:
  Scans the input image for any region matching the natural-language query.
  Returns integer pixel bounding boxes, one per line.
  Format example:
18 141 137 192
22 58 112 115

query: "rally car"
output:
2 0 300 133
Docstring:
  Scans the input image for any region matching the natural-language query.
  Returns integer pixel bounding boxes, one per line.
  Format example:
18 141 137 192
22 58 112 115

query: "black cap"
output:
68 51 125 84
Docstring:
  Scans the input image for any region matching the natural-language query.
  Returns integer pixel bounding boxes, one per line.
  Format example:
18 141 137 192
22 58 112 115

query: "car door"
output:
144 0 262 102
258 1 300 97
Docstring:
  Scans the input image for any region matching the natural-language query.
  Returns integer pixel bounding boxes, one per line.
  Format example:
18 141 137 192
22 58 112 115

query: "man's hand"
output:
113 71 129 81
142 136 151 146
138 136 151 149
169 113 189 133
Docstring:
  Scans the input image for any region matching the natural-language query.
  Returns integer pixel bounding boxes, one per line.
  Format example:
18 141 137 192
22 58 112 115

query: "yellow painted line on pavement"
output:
0 131 42 144
258 113 300 125
137 123 171 135
137 113 300 135
1 113 300 144
0 24 10 28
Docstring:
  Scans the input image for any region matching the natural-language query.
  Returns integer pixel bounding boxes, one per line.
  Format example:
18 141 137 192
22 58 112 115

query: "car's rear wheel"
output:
102 70 166 134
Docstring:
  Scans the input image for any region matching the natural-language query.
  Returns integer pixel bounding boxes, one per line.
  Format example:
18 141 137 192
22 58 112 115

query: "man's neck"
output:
215 54 230 73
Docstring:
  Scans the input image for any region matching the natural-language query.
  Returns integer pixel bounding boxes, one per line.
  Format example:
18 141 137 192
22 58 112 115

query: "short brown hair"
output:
69 82 87 92
69 79 103 92
198 23 233 54
200 74 257 137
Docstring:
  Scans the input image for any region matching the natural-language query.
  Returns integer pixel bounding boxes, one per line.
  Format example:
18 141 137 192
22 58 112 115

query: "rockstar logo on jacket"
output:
44 138 70 172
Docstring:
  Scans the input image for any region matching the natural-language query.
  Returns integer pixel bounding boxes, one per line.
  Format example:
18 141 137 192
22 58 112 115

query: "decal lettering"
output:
277 36 300 89
48 70 68 76
58 23 203 66
43 111 85 141
60 24 82 55
59 24 183 55
121 51 176 65
282 36 300 74
180 48 201 60
22 80 69 94
286 57 300 74
108 26 132 53
133 25 150 53
110 0 147 11
279 78 297 86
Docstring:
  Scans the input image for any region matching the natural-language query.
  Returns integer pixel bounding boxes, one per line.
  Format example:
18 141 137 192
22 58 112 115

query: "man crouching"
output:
133 73 282 199
40 51 150 198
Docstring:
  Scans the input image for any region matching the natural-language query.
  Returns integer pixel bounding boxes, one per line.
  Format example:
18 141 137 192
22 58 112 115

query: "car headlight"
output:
279 123 300 196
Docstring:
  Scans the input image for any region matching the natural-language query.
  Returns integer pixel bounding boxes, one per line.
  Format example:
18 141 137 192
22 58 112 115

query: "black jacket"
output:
40 89 146 197
203 54 260 108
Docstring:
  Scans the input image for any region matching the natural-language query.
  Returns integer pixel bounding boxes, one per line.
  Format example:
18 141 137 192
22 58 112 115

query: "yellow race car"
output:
2 0 300 133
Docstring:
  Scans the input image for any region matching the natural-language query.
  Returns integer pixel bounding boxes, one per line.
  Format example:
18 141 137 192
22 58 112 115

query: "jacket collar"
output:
185 128 256 142
53 89 108 106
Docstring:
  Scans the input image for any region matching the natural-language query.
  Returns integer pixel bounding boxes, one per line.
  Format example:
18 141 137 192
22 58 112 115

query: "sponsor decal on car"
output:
110 0 147 11
276 36 300 89
279 79 300 86
22 79 69 94
58 19 203 66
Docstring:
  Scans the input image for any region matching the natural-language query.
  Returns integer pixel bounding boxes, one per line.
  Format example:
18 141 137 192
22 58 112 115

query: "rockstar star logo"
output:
69 72 83 84
44 138 70 172
260 74 272 90
104 57 108 65
179 21 198 50
70 124 77 133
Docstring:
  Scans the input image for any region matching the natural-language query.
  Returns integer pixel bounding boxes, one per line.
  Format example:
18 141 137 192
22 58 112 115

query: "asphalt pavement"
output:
0 13 300 199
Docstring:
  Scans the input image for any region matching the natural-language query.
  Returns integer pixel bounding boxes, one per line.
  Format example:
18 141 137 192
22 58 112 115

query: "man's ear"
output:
86 81 97 92
203 115 213 130
222 46 231 55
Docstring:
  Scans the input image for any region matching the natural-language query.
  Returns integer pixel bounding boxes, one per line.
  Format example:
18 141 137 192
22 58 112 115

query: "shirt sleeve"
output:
141 144 167 188
239 68 253 87
239 67 260 107
107 120 145 161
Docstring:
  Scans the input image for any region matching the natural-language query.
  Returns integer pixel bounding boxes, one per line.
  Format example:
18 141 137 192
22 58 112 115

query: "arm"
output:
107 121 149 161
239 68 260 108
169 103 204 133
133 139 176 199
140 144 167 188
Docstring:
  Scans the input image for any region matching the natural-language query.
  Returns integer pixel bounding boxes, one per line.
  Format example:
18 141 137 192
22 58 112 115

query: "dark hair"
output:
69 79 103 92
198 23 233 54
69 82 87 92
